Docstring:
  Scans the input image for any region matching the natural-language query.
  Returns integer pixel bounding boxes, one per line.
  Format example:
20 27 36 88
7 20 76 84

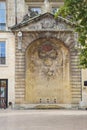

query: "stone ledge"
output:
14 103 72 109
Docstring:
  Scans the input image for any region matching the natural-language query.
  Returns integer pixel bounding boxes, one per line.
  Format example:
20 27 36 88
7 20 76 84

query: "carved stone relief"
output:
41 18 56 29
21 16 73 31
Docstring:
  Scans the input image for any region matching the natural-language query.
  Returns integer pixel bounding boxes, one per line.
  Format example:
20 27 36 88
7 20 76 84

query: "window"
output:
52 7 59 14
0 41 6 64
30 7 41 15
0 2 6 30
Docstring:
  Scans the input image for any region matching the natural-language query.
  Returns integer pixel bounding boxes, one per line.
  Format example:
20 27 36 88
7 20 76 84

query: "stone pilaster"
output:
70 50 82 105
15 34 25 103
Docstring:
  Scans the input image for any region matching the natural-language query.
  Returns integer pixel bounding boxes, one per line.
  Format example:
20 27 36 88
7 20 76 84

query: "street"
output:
0 109 87 130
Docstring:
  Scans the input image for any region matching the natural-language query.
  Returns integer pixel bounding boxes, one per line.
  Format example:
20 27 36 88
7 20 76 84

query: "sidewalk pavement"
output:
0 109 87 116
0 109 87 130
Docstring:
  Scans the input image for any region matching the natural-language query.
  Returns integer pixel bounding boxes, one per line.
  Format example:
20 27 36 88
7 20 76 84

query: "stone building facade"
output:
0 0 87 109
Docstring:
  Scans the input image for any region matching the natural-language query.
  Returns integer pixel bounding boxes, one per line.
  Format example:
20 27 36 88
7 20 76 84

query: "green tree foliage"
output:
55 0 87 68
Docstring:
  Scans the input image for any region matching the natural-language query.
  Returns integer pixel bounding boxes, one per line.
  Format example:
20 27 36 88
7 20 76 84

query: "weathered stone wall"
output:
7 0 15 27
7 0 25 27
17 0 25 23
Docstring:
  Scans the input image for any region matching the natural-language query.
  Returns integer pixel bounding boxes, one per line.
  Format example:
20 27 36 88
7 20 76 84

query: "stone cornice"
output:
10 13 75 31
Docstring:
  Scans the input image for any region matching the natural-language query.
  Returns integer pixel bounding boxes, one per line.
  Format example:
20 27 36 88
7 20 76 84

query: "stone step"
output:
14 104 72 109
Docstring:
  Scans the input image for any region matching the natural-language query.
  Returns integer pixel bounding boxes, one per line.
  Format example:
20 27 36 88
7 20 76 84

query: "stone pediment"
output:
11 13 75 31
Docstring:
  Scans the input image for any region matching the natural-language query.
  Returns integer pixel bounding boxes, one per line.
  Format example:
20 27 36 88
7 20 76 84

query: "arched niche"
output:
25 38 71 104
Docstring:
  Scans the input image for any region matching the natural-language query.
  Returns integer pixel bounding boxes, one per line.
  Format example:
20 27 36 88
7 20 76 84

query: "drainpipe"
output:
15 0 17 24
